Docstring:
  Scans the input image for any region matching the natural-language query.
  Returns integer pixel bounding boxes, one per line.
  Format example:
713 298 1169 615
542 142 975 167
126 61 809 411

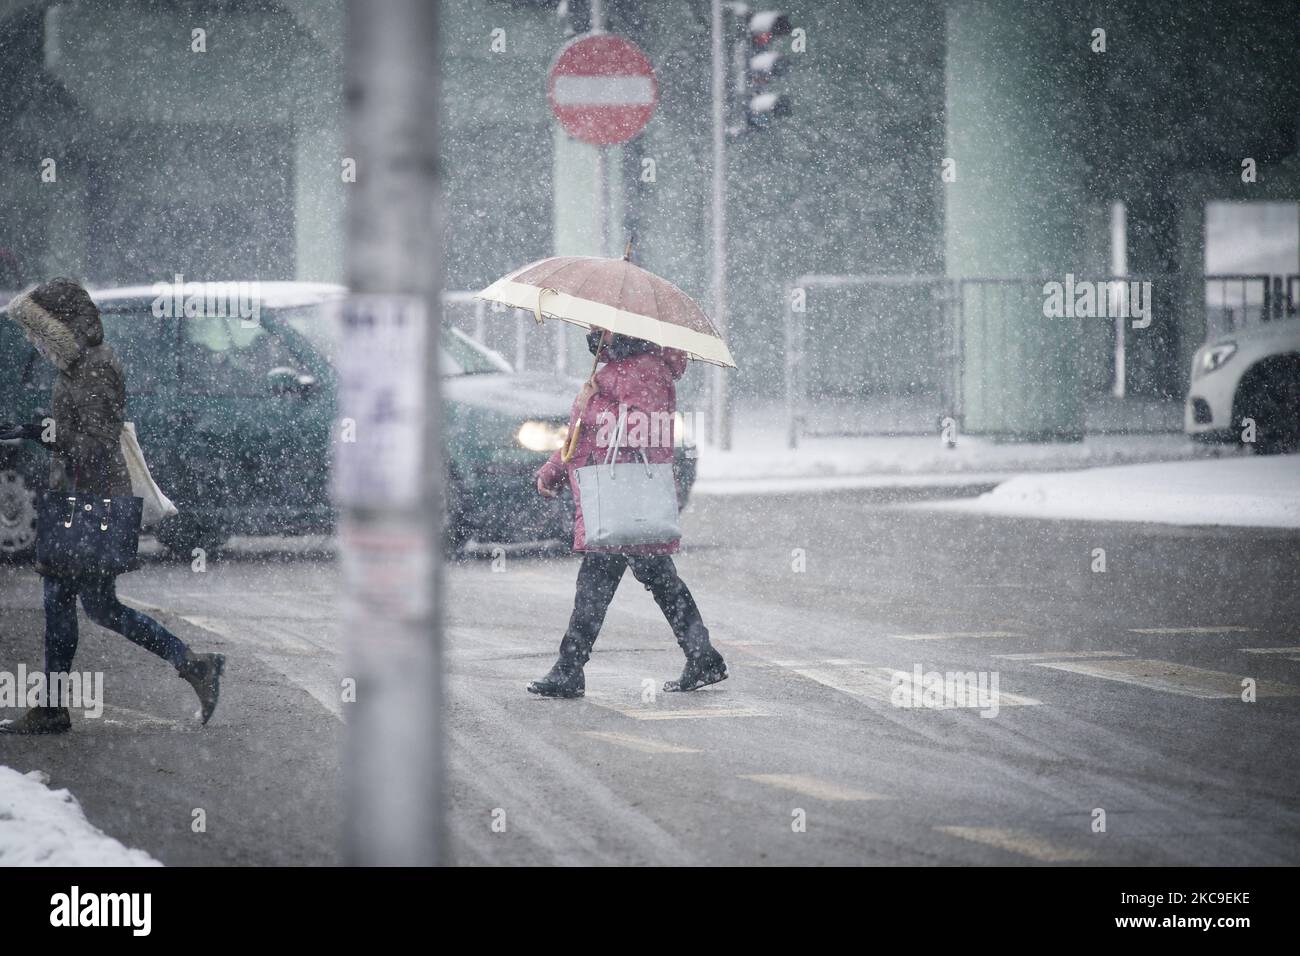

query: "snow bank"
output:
918 455 1300 528
693 471 1012 496
0 766 160 866
691 402 1206 484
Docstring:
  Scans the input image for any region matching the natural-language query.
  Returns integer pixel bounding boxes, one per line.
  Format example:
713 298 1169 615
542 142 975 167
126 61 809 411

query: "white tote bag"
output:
120 422 178 528
574 407 680 548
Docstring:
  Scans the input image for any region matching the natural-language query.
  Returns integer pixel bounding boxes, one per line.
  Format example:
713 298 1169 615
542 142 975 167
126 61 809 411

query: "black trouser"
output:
560 552 708 663
43 574 189 704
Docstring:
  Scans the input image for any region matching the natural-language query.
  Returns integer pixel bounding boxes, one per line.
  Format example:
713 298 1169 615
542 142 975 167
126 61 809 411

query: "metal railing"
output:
441 290 569 373
1204 273 1299 338
781 272 1296 448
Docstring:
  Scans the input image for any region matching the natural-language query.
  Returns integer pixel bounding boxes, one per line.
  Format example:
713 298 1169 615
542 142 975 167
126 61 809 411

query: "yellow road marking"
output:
580 731 701 754
1033 659 1300 699
740 774 888 802
935 826 1093 862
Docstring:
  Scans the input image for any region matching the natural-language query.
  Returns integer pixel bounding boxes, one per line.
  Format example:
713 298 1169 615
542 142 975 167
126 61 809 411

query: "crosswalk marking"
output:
581 731 701 754
1129 626 1254 635
789 662 1041 708
1032 659 1300 699
740 774 888 802
890 631 1026 641
620 707 766 721
583 692 767 721
95 704 187 732
121 602 345 720
1241 647 1300 655
994 651 1133 662
935 826 1093 862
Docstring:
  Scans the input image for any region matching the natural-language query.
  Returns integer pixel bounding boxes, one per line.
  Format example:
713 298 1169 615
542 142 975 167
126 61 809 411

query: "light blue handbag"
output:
574 407 681 548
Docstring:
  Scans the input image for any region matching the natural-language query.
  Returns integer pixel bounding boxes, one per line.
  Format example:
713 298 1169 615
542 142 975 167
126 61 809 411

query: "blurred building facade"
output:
0 0 1296 436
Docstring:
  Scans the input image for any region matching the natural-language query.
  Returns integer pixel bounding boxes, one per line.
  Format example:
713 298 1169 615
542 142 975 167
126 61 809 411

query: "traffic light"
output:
745 10 793 128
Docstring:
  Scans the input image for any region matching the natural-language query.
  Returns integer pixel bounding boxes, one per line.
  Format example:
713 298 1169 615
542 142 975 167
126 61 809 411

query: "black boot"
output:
527 630 593 699
664 623 727 693
178 650 225 724
526 658 586 698
0 705 72 735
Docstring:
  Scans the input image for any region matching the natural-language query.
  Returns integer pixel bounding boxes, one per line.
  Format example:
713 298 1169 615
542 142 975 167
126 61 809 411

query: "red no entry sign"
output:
547 34 659 146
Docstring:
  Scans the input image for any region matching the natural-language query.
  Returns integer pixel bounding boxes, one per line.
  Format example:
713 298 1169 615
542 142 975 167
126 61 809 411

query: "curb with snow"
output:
0 766 160 866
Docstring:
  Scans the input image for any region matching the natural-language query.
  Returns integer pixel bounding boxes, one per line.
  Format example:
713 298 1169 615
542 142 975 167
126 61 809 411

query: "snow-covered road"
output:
2 483 1298 865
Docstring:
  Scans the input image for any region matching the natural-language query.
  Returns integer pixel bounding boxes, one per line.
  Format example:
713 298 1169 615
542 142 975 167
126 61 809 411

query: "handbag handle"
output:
603 406 653 478
603 405 626 472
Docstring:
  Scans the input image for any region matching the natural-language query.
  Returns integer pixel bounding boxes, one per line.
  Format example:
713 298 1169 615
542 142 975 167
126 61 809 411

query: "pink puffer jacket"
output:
537 346 689 554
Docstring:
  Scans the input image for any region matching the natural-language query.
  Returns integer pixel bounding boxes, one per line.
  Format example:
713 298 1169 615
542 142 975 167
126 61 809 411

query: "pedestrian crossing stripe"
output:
94 704 187 732
1032 659 1300 699
994 651 1133 661
740 774 888 802
1129 626 1254 635
935 826 1093 862
890 631 1026 641
615 707 767 721
580 731 701 753
788 662 1041 708
583 692 767 720
1241 647 1300 655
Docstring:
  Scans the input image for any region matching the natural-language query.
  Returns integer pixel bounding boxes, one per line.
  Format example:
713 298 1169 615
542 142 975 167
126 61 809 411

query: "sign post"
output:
339 0 443 866
547 31 657 370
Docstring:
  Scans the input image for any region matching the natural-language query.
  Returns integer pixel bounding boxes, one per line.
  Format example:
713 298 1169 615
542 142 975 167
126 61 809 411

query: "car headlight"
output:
516 420 568 453
1197 342 1237 377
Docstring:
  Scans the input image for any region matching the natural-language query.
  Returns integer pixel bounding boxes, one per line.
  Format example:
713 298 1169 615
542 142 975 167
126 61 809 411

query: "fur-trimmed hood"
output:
5 283 103 372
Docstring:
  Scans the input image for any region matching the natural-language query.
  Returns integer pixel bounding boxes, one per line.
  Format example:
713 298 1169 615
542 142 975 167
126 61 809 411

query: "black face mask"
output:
588 330 659 361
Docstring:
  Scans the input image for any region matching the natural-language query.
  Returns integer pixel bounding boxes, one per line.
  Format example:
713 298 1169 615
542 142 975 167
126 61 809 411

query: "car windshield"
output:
277 303 510 375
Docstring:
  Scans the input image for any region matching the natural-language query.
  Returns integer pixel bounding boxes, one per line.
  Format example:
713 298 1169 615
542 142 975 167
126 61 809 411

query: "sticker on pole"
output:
547 33 658 146
331 295 428 509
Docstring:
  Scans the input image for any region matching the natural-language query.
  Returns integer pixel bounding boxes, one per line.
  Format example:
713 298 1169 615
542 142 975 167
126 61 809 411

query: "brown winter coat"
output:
5 286 132 497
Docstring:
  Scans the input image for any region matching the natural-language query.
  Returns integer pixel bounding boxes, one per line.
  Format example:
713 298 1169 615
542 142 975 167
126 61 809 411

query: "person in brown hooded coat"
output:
1 278 224 734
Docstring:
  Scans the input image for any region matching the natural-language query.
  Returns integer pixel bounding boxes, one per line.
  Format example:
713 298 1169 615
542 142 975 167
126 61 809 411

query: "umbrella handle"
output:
561 421 581 462
534 287 558 325
560 344 603 463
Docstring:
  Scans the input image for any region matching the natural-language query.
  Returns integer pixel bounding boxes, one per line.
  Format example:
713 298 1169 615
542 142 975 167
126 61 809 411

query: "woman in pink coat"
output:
528 328 727 698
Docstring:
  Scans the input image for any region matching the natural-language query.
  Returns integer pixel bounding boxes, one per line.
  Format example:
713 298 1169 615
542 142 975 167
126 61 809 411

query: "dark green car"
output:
0 282 696 558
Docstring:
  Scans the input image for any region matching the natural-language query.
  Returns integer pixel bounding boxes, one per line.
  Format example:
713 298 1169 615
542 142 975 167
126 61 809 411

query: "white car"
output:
1185 319 1300 454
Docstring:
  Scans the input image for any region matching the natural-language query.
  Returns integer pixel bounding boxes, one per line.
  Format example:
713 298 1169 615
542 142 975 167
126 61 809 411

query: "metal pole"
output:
592 0 609 261
596 146 609 257
1110 201 1127 399
784 281 797 449
710 0 731 450
341 0 443 866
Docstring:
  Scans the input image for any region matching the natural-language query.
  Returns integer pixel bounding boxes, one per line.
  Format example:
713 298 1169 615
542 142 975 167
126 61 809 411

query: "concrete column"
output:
294 97 345 282
945 0 1098 439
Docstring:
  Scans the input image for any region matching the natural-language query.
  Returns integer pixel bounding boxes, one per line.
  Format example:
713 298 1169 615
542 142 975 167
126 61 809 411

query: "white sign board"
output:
331 295 428 509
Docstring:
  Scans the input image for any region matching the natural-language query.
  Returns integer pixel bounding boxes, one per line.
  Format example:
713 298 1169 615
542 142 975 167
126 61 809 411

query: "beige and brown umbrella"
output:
475 253 736 369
